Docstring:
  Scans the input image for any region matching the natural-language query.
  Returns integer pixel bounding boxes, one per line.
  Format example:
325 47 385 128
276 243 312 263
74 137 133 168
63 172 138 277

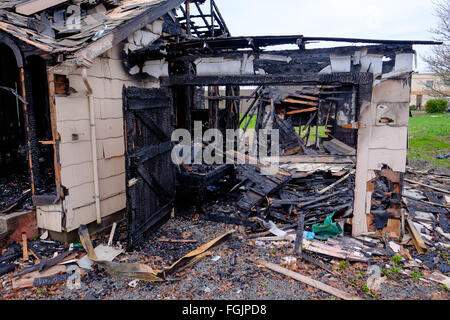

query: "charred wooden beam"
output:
162 73 373 87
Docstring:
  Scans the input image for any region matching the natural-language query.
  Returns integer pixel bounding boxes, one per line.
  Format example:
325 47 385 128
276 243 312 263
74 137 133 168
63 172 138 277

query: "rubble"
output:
0 0 447 302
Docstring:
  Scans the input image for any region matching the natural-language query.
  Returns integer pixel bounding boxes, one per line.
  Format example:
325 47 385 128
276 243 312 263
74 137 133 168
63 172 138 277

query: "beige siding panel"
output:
55 97 89 121
98 156 125 179
107 58 134 81
96 98 123 119
87 58 112 79
65 205 94 232
66 75 125 99
367 149 407 173
65 192 126 232
101 78 123 99
60 138 125 167
99 173 126 199
57 119 91 144
372 80 410 103
60 141 92 167
66 74 89 98
96 118 124 140
61 162 94 189
104 43 124 60
369 126 408 150
61 159 124 204
100 137 125 159
374 102 410 127
101 192 126 217
67 182 95 210
36 204 63 232
65 173 125 211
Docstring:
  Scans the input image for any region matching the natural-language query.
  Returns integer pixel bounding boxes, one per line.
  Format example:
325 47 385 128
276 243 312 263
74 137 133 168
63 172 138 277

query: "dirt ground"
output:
0 214 448 301
1 160 449 301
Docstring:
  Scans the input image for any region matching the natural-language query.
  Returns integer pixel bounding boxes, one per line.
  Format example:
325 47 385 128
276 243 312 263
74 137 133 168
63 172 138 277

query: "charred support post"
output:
185 1 191 38
210 0 215 38
19 67 35 195
46 73 62 198
208 86 219 128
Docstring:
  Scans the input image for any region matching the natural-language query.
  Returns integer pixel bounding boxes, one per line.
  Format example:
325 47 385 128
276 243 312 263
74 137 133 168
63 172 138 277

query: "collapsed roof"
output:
0 0 185 70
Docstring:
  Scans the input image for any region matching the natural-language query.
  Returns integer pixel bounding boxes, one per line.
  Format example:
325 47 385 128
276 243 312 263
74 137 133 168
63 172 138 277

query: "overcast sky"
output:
213 0 440 72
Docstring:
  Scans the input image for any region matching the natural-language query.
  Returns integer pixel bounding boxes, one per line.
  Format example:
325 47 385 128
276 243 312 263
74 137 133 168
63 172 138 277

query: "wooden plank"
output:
318 170 355 195
283 98 318 107
157 238 197 243
292 94 319 101
16 0 67 16
107 222 117 246
262 155 355 164
22 232 29 261
286 107 317 115
406 218 427 254
293 213 304 254
256 260 361 300
323 138 356 156
12 265 67 289
404 178 450 195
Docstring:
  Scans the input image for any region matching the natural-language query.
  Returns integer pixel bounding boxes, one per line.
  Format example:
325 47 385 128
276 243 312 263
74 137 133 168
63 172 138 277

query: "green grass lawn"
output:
408 113 450 168
240 113 450 168
240 115 327 143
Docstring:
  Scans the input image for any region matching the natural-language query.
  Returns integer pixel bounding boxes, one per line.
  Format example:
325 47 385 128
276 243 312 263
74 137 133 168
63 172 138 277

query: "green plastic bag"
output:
312 212 343 240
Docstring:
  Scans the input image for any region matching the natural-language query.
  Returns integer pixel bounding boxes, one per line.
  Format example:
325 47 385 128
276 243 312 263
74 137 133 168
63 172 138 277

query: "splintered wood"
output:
255 234 385 262
236 165 291 212
256 259 361 300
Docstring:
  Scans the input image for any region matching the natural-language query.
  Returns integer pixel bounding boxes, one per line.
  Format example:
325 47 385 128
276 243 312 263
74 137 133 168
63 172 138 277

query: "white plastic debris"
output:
366 265 385 291
236 289 242 294
268 221 288 237
204 287 212 293
128 280 139 288
66 265 81 290
388 241 400 253
77 244 124 270
255 241 266 247
282 256 297 264
40 230 48 240
211 255 222 262
69 243 74 252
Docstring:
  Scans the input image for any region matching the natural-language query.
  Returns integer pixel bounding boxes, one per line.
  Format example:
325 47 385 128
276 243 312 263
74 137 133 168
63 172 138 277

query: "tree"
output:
424 0 450 95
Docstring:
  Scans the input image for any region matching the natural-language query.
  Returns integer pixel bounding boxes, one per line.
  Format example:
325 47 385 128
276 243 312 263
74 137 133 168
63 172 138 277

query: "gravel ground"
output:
1 214 448 301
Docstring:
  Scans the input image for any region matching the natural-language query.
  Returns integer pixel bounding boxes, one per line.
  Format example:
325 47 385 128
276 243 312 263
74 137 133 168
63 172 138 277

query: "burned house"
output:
0 0 440 247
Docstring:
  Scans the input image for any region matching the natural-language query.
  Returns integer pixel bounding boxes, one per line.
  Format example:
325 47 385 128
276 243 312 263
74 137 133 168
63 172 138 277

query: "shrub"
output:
410 105 417 111
425 99 448 113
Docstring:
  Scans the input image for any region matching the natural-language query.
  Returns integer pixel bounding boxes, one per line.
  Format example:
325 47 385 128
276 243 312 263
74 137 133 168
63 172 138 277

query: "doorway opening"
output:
0 43 30 213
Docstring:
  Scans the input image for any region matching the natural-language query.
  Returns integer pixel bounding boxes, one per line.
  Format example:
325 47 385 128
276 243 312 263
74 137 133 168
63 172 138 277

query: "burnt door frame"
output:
123 86 176 248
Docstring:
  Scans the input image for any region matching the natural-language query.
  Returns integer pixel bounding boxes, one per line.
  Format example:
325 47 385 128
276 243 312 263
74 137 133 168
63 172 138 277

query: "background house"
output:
410 73 450 109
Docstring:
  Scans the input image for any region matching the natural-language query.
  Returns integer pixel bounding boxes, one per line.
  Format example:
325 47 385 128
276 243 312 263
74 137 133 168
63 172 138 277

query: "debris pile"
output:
0 172 31 214
0 152 448 300
0 0 171 54
195 162 356 235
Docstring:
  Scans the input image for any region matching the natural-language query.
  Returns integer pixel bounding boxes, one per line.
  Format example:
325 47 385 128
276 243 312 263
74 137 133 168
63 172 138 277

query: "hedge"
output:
425 99 448 113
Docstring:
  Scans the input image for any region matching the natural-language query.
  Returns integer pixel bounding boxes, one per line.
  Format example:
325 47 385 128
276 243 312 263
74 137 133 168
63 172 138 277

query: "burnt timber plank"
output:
236 165 291 212
162 73 373 87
